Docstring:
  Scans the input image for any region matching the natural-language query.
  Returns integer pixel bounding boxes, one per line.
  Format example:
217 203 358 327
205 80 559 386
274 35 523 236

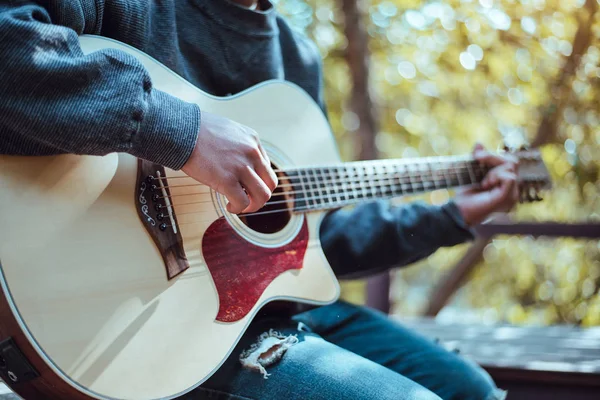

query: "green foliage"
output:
277 0 600 326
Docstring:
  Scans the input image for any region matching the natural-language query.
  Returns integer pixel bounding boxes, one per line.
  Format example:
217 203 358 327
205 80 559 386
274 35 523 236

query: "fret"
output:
338 166 349 203
358 164 369 199
306 168 320 208
356 165 368 199
442 161 453 188
466 161 477 184
366 164 377 198
322 167 335 205
385 164 399 196
290 169 308 211
384 164 391 196
368 164 378 198
475 163 486 182
328 167 338 204
454 162 465 186
319 168 334 208
335 167 345 205
420 161 433 192
351 166 362 200
392 164 404 196
379 164 393 197
297 169 314 209
317 169 326 205
346 166 357 202
289 155 501 213
408 163 420 193
430 161 441 190
418 163 427 192
397 163 411 194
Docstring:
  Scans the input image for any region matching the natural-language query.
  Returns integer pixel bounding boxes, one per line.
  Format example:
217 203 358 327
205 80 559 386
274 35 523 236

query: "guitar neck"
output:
285 155 488 212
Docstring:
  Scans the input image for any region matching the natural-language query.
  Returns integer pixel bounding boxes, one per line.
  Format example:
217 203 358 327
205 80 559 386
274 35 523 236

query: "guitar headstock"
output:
509 146 553 203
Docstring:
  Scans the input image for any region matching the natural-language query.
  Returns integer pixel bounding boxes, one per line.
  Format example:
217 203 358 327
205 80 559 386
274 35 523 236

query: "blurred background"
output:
274 0 600 327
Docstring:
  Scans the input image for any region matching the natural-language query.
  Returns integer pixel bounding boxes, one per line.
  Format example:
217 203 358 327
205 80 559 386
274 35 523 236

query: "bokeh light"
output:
276 0 600 326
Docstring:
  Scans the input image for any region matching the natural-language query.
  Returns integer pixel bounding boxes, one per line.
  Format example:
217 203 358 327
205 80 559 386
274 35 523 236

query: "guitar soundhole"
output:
238 169 291 234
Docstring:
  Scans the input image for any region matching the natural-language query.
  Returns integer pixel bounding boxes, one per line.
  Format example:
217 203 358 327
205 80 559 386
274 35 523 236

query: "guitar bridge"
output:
135 159 189 280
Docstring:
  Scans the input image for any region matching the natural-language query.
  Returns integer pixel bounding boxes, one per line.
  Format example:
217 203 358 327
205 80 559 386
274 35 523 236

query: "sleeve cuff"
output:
440 200 477 245
129 89 200 170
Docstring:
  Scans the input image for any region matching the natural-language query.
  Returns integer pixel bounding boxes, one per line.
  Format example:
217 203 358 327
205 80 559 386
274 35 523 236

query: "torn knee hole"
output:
239 329 298 379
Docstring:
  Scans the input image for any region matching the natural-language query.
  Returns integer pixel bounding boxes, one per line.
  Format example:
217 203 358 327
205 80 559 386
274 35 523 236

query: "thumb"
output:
473 142 485 154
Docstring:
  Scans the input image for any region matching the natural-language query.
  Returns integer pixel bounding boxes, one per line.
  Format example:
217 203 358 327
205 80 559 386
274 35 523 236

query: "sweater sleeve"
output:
0 3 199 170
319 200 476 279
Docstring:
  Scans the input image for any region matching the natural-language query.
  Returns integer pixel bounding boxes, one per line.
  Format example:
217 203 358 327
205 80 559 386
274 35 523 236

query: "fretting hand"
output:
454 143 520 226
182 112 278 214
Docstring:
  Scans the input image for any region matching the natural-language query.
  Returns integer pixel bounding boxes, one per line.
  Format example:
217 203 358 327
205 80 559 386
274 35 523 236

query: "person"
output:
0 1 516 399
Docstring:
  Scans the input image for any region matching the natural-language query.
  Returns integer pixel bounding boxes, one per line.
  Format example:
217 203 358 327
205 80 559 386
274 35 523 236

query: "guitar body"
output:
0 36 340 400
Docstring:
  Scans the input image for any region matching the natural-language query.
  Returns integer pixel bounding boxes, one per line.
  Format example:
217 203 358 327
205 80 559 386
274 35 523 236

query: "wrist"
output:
453 197 474 226
440 201 477 242
130 90 200 170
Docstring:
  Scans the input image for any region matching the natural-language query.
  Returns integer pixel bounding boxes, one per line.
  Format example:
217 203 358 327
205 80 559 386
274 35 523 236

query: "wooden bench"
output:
399 318 600 400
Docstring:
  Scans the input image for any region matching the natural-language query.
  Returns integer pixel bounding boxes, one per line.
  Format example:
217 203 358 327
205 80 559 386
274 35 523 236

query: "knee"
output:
436 356 505 400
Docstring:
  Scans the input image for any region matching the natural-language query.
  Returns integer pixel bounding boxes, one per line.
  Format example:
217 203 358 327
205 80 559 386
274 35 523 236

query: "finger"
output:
473 142 485 153
220 179 250 214
481 163 517 189
247 133 278 191
257 139 271 165
481 168 500 190
474 148 507 167
512 178 520 204
255 156 278 192
493 170 518 209
240 166 272 213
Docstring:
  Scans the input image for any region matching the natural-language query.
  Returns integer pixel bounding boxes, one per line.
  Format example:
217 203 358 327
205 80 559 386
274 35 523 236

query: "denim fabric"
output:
181 301 503 400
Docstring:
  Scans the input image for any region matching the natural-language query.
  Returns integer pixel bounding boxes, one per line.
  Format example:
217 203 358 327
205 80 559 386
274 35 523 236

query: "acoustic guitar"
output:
0 36 552 400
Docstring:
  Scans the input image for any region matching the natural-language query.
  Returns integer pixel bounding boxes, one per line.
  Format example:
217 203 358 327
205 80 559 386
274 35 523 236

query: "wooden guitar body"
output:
0 36 340 400
0 35 553 400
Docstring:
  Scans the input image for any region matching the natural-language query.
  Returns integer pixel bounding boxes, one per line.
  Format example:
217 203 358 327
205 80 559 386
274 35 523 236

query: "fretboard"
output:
285 156 488 212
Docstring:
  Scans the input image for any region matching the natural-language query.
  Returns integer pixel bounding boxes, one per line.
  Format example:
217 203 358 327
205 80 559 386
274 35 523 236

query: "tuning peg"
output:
519 185 528 203
519 191 526 203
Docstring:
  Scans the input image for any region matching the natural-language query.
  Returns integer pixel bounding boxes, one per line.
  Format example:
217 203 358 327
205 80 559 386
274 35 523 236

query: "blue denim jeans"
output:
185 301 505 400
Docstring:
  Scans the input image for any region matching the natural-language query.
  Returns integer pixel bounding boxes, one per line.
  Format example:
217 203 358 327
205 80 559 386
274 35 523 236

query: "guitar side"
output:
0 36 340 400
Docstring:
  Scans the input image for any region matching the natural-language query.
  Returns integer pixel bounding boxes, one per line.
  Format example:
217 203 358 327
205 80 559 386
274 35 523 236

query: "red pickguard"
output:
201 218 309 323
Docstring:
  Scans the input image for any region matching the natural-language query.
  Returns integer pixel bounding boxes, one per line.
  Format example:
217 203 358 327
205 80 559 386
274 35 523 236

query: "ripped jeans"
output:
183 301 506 400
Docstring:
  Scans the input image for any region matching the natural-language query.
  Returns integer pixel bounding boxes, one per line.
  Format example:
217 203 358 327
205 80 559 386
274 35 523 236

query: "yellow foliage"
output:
277 0 600 326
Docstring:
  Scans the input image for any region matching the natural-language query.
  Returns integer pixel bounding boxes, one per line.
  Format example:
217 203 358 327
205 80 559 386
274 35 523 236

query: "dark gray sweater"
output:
0 0 473 277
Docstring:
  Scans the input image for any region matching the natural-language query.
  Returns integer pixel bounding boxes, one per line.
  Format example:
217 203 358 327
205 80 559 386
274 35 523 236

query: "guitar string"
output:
162 180 539 228
150 155 480 181
157 174 483 209
154 164 486 208
163 187 539 229
150 165 485 215
157 162 486 194
153 164 487 202
161 180 484 228
163 191 428 228
160 177 541 227
151 161 483 187
151 168 486 226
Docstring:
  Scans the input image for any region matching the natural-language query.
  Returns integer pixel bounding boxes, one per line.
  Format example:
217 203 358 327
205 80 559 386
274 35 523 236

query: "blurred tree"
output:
275 0 600 326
